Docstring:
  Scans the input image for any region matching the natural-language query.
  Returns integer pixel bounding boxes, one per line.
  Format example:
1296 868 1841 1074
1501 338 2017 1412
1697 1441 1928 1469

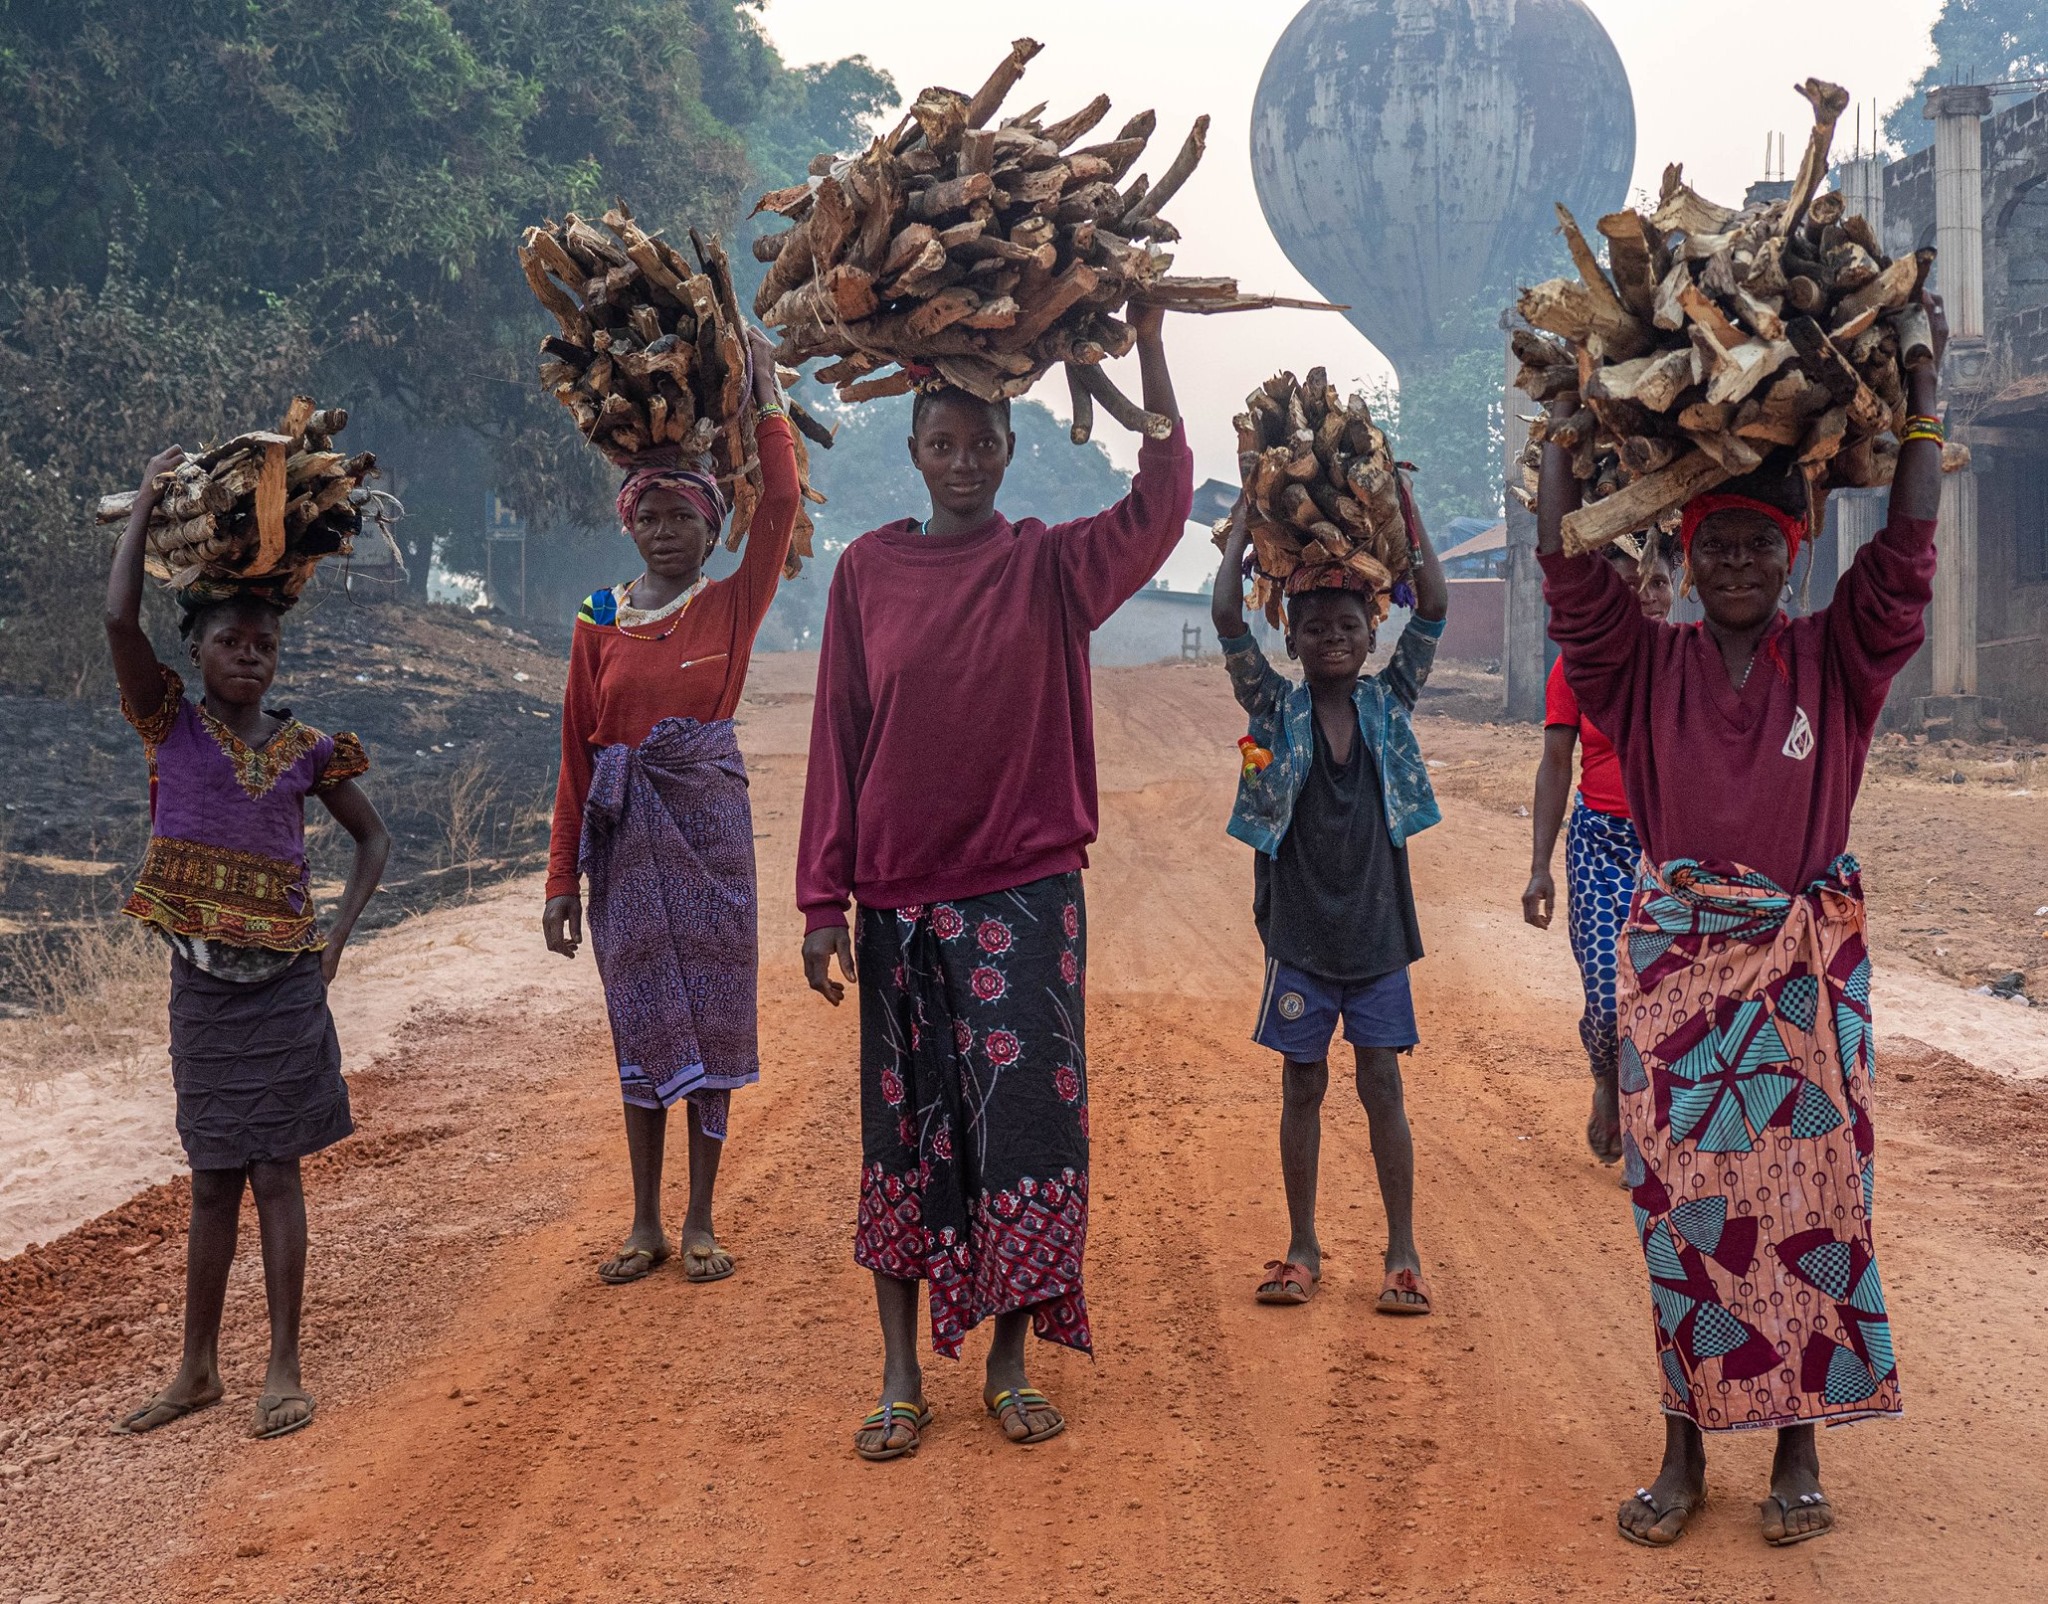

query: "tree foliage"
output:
1367 300 1508 534
1886 1 2048 153
0 0 893 687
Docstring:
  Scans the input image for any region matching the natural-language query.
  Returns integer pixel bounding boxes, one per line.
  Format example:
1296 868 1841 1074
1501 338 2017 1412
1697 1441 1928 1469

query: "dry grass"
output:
0 914 168 1099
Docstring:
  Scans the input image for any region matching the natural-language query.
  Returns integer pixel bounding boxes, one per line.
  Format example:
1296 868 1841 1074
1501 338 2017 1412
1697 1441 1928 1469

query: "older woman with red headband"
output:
543 325 796 1288
1539 293 1948 1551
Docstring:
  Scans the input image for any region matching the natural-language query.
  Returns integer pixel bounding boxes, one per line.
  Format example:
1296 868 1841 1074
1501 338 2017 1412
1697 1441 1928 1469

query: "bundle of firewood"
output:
1223 369 1410 626
1513 79 1945 554
96 397 387 596
517 202 830 574
752 37 1335 439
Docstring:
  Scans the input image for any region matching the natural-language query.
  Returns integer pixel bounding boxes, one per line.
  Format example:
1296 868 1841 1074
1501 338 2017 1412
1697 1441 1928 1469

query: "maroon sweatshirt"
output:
1540 514 1937 891
797 426 1194 932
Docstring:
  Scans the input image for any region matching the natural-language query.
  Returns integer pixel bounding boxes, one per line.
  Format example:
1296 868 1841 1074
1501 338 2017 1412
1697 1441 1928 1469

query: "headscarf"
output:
1681 492 1808 565
1283 562 1375 597
616 466 728 538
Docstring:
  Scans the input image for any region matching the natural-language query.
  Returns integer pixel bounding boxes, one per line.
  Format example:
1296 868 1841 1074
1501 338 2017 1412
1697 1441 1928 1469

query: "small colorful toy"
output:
1238 736 1274 780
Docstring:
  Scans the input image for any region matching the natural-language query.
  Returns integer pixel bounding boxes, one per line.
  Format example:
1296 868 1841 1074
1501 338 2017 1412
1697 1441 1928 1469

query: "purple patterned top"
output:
122 665 368 951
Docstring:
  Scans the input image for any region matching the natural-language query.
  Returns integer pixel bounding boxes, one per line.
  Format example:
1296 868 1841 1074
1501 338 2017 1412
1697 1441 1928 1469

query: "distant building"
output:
1810 85 2048 738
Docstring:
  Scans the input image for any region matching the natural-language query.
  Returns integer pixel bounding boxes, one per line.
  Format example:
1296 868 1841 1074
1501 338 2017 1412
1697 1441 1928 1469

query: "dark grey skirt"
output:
167 949 353 1170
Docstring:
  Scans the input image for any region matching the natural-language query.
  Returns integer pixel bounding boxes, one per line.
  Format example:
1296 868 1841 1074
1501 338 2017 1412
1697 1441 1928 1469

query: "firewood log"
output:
1515 76 1958 548
751 40 1340 437
1232 371 1411 618
517 200 830 575
101 396 391 599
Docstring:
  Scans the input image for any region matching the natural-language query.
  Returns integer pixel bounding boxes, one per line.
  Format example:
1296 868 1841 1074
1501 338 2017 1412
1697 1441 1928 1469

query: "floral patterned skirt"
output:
853 872 1091 1358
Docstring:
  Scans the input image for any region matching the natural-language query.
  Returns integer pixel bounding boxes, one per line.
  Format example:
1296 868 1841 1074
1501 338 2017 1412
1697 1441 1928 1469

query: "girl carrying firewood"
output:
542 325 795 1289
797 306 1191 1461
1541 292 1948 1550
106 447 391 1442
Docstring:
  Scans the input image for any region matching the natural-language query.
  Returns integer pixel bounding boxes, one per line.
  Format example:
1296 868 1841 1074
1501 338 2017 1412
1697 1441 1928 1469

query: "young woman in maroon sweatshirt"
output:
797 308 1191 1460
1543 292 1947 1549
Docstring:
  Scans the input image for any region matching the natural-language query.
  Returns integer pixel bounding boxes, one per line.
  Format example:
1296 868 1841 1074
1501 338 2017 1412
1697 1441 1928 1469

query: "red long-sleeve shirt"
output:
546 414 798 900
796 425 1195 931
1540 512 1937 891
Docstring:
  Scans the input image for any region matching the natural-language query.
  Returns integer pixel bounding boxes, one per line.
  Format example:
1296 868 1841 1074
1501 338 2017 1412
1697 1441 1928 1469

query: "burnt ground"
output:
0 597 573 1011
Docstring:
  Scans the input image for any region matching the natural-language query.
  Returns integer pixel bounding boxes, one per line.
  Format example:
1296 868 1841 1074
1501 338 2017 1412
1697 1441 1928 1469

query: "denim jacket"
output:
1221 614 1445 857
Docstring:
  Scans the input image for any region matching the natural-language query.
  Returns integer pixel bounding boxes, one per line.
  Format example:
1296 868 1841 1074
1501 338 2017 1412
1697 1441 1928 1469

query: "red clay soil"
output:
3 656 2047 1604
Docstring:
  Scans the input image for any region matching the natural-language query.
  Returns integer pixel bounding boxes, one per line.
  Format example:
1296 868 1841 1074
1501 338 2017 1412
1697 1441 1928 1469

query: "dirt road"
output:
4 656 2047 1603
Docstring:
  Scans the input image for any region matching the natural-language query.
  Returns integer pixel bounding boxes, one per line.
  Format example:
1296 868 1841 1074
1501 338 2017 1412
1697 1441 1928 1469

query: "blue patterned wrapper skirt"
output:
853 872 1091 1359
1565 798 1642 1080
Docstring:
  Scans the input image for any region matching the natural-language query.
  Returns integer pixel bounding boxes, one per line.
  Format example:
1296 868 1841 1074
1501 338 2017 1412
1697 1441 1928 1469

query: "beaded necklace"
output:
613 574 709 643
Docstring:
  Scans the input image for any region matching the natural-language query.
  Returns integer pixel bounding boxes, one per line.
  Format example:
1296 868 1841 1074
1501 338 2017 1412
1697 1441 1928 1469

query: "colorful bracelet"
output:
757 399 787 420
1902 422 1945 446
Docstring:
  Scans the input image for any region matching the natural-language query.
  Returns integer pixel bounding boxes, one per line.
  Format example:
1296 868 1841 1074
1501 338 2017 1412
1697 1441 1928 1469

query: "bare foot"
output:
1588 1069 1623 1163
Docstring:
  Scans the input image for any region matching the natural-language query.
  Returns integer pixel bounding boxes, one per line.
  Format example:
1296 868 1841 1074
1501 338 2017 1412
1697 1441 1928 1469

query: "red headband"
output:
1680 493 1807 564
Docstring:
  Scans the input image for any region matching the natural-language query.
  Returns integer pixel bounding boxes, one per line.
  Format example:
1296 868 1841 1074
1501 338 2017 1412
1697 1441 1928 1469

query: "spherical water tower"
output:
1251 0 1637 376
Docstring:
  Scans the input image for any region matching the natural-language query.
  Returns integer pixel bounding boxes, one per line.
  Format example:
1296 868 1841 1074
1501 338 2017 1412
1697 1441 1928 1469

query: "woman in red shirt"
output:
797 309 1191 1460
1523 534 1674 1162
543 325 796 1288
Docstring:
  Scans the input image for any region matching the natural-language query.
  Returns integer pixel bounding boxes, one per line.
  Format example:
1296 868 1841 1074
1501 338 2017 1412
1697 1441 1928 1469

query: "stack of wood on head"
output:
752 37 1337 442
517 202 830 576
1513 79 1947 556
96 397 385 597
1222 369 1410 628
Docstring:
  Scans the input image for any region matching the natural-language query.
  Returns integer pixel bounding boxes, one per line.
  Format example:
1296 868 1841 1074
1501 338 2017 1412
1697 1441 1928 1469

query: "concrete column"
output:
1928 86 1991 339
1838 153 1887 243
1932 468 1981 695
1926 86 1991 706
1501 325 1545 721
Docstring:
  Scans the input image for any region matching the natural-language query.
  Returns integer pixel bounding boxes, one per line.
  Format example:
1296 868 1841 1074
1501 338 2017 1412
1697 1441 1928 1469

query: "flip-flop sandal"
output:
597 1245 667 1285
251 1392 316 1441
681 1242 736 1284
1761 1491 1835 1546
854 1401 932 1462
1376 1266 1433 1316
1619 1485 1707 1547
111 1393 221 1436
1256 1259 1319 1305
986 1387 1066 1446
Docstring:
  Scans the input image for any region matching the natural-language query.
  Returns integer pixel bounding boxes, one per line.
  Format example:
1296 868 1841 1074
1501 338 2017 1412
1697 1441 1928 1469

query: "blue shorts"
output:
1253 960 1418 1060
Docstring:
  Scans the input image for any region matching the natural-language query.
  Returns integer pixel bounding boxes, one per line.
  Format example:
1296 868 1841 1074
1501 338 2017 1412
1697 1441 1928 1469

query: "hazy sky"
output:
756 0 1949 576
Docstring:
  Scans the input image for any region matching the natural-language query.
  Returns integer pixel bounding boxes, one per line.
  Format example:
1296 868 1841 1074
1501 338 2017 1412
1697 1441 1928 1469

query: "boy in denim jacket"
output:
1211 489 1447 1315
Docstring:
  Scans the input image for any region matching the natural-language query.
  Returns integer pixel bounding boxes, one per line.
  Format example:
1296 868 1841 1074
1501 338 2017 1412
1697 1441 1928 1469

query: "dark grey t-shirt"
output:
1253 714 1424 984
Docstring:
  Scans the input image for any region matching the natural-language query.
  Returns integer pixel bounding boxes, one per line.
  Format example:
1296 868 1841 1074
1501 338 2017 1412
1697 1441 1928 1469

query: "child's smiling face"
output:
1286 589 1376 685
188 600 281 709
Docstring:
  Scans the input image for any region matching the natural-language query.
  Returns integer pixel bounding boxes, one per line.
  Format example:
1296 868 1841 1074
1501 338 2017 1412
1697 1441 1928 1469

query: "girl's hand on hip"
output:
803 926 855 1006
320 943 346 985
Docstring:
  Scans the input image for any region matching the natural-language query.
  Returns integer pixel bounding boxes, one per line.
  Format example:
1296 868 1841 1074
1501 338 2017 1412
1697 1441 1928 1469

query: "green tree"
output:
1886 2 2048 152
0 0 891 681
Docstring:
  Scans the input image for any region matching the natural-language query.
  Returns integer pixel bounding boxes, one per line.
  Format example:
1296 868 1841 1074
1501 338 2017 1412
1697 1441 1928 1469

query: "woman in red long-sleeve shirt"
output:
543 325 795 1289
798 308 1191 1461
1542 293 1948 1550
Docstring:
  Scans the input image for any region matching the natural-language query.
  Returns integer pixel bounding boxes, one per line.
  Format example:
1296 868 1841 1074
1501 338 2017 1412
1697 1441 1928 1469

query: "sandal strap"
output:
860 1401 925 1427
990 1388 1050 1415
